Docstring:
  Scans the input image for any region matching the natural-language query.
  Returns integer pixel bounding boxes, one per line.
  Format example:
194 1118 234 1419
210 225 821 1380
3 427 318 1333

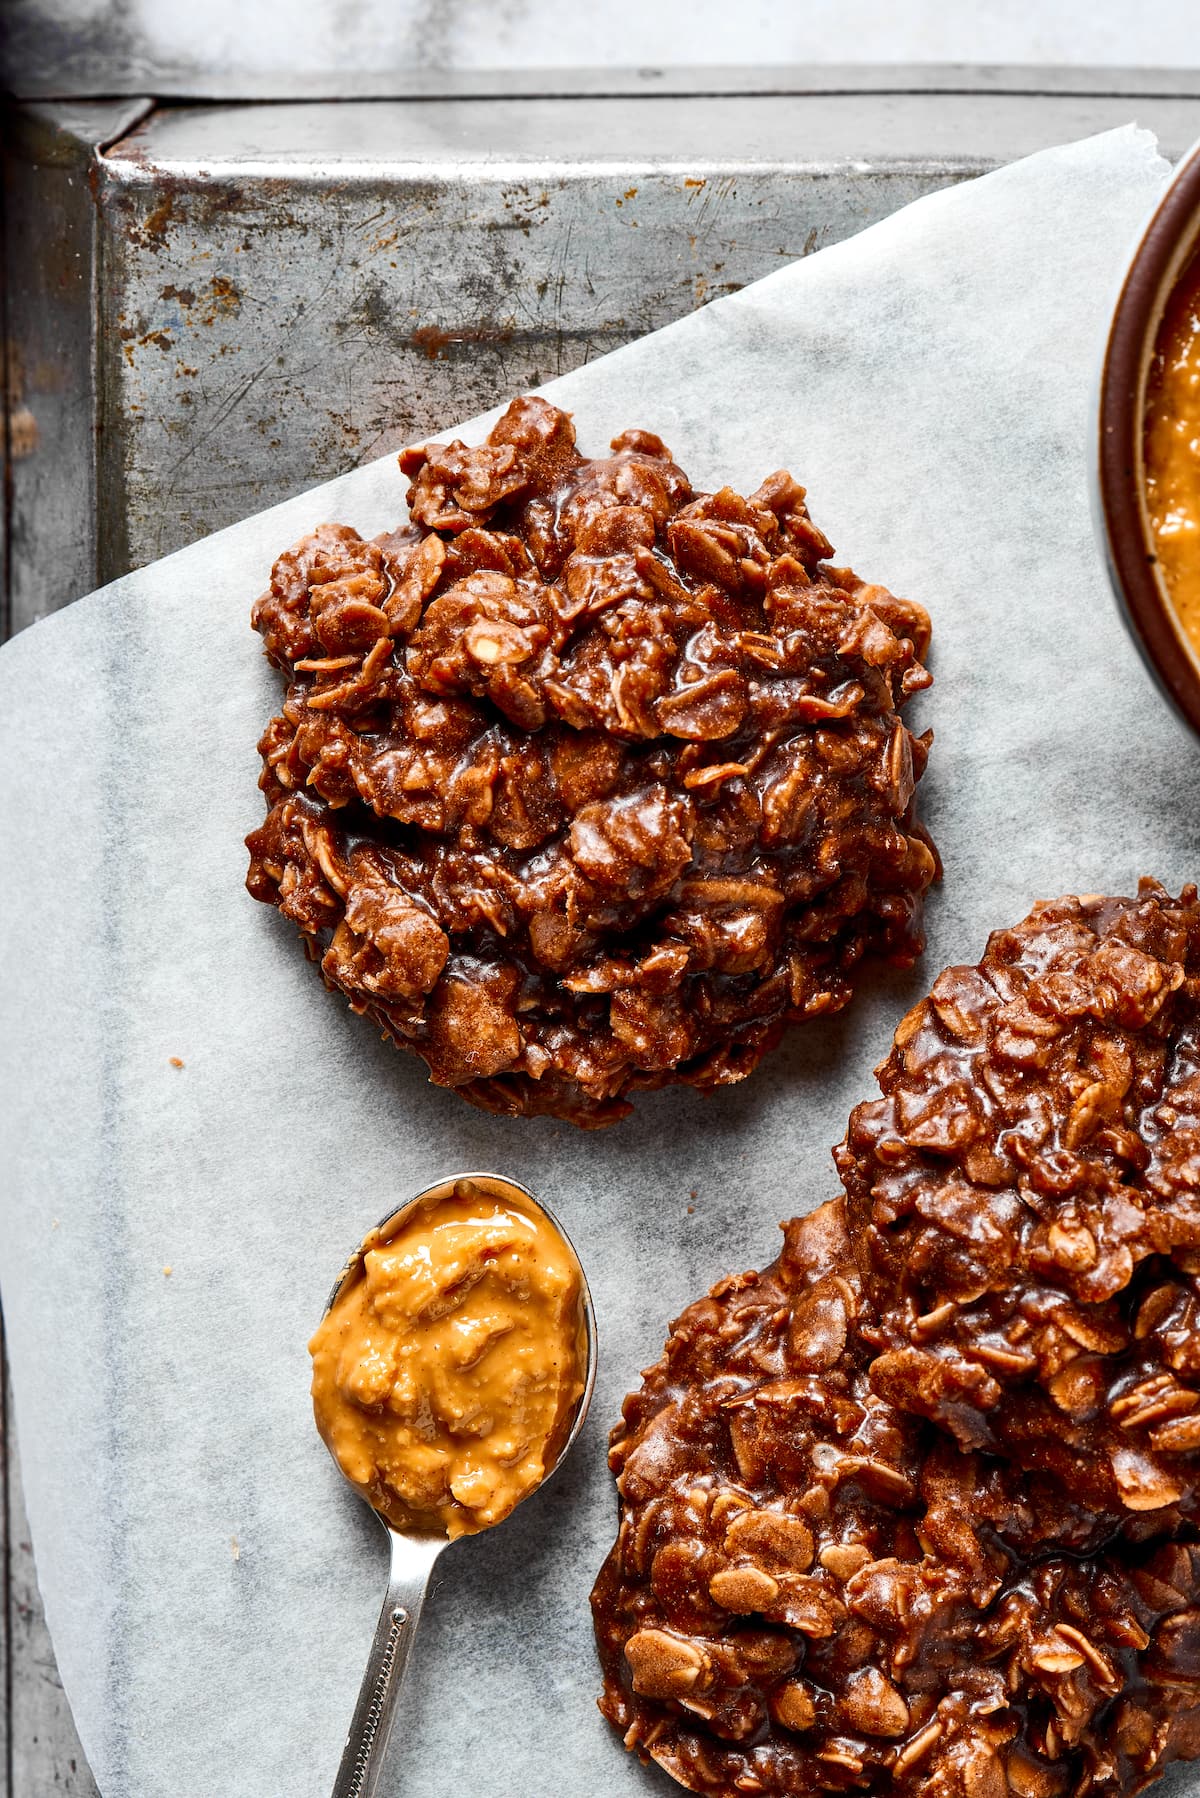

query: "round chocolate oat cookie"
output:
592 1198 1200 1798
837 881 1200 1523
245 396 936 1126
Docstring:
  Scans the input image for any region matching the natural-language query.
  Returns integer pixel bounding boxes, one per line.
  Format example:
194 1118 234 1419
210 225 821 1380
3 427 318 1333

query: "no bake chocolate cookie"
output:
838 881 1200 1522
592 1199 1200 1798
594 884 1200 1796
246 397 936 1125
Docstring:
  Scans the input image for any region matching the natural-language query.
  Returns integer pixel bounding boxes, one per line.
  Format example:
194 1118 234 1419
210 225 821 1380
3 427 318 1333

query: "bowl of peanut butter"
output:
1098 135 1200 738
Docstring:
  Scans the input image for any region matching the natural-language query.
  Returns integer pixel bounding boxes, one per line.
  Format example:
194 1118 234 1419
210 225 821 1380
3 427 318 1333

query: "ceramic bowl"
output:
1096 136 1200 737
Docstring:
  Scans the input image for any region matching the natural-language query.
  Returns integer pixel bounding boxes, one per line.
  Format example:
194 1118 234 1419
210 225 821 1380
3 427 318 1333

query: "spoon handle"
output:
330 1529 446 1798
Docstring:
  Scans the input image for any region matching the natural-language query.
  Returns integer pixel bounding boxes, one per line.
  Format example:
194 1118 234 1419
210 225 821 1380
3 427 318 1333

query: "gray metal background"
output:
8 80 1200 639
2 65 1199 1798
6 0 1200 97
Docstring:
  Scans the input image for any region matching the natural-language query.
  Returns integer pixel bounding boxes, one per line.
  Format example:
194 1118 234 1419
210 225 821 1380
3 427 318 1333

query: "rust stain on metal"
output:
209 275 241 311
323 406 363 450
409 323 515 360
118 323 176 364
120 178 254 250
684 178 707 190
410 324 453 359
153 273 242 330
133 192 178 249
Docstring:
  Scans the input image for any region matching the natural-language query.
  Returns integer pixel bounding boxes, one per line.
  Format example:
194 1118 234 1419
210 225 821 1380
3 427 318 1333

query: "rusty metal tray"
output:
5 78 1200 639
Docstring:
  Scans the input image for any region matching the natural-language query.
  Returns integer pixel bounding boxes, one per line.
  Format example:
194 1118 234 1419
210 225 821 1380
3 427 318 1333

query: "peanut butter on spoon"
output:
311 1174 595 1798
310 1182 589 1539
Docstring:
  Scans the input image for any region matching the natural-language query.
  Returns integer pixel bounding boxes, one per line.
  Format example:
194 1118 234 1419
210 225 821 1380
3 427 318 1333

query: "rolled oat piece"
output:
838 880 1200 1522
591 1198 1200 1798
246 396 936 1125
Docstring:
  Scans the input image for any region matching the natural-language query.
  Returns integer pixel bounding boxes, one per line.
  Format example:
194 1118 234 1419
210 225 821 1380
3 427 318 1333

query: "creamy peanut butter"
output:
1145 253 1200 656
309 1181 587 1539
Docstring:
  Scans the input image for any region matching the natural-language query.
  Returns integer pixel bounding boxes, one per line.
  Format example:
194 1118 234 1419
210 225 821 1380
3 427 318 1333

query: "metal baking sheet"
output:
1 125 1194 1798
5 87 1200 640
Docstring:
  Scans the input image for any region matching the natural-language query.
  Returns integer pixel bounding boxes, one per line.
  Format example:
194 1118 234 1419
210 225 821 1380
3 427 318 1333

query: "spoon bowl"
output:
317 1171 596 1798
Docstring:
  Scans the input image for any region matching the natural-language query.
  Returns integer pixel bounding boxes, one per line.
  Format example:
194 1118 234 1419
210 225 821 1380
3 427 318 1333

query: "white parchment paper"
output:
1 126 1195 1798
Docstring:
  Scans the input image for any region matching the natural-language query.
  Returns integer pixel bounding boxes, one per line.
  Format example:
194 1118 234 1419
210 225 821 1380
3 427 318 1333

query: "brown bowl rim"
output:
1097 135 1200 739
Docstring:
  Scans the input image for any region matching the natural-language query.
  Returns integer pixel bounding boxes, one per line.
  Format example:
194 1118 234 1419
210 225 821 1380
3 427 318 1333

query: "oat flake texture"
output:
247 397 937 1125
595 884 1200 1798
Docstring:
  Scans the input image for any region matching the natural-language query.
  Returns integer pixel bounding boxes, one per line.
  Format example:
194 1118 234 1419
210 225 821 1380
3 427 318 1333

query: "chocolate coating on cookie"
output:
245 397 936 1126
837 881 1200 1520
592 1199 1200 1798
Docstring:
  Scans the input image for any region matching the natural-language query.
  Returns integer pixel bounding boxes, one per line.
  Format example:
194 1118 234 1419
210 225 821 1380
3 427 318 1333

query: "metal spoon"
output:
318 1171 597 1798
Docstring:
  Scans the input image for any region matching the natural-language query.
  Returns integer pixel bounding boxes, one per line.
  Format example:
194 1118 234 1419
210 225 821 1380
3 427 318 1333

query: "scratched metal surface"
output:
3 79 1200 1798
94 94 973 593
11 88 1200 637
